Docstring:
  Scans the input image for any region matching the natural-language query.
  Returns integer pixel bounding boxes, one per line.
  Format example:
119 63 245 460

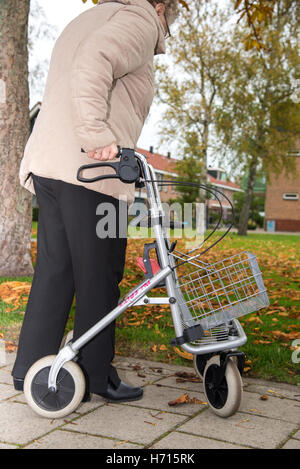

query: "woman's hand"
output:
88 143 119 161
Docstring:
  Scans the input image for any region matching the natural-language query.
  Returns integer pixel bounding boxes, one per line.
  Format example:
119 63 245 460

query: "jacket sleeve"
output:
71 8 159 152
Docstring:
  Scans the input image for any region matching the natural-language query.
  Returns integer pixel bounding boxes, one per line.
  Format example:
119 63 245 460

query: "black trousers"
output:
12 175 127 393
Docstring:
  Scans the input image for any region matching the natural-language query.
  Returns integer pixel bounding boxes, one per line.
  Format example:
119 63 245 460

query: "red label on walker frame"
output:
119 280 151 307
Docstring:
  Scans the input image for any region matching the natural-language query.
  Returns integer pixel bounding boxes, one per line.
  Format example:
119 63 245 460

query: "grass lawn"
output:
0 228 299 385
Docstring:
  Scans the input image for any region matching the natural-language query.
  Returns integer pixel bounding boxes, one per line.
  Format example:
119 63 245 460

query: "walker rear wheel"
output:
24 355 85 419
203 355 243 418
193 353 214 379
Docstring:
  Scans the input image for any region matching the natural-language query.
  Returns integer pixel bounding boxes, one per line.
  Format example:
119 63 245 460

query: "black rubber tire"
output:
193 353 214 379
203 355 243 418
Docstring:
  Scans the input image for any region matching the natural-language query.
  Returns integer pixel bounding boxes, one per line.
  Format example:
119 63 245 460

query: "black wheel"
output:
193 353 214 379
203 355 243 418
24 355 85 418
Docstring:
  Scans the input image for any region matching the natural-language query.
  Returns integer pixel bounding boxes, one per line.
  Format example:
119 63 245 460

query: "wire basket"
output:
175 251 269 334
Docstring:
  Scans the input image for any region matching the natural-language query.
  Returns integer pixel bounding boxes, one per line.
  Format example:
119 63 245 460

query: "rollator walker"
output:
23 147 269 419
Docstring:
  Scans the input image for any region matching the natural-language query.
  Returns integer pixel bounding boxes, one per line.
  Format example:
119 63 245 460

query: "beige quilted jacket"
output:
20 0 166 202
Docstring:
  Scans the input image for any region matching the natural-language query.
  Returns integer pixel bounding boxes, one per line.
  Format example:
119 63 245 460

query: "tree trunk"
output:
0 0 33 276
238 157 257 236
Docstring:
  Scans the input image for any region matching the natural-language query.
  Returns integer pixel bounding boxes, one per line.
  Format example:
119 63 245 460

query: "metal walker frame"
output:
47 148 269 392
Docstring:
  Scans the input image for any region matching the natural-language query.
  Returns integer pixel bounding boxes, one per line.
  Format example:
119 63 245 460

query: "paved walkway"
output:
0 352 299 449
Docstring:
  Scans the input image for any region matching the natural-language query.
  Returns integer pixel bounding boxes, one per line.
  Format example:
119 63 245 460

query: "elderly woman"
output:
12 0 179 403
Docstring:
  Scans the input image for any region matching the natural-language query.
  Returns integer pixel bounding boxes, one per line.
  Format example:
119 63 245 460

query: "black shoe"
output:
97 381 143 403
13 377 24 391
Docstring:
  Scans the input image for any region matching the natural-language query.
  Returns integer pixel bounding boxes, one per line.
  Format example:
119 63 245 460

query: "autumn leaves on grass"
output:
0 281 31 313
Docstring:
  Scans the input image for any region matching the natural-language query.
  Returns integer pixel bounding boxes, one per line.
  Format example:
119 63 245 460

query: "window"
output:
283 193 299 201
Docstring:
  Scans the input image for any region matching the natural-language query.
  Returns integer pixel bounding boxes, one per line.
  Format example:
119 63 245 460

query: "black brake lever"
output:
77 147 141 184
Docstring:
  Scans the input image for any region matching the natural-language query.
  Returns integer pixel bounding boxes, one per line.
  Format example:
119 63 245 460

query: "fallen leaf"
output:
253 340 272 345
168 393 206 406
114 440 130 448
190 397 207 405
149 412 163 420
168 393 190 406
159 344 168 351
173 347 193 360
236 418 254 429
249 408 265 415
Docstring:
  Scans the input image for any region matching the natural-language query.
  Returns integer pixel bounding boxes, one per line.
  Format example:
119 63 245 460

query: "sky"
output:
28 0 173 157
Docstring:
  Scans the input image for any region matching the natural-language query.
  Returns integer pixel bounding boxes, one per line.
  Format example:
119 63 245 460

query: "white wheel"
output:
203 355 243 418
24 355 85 419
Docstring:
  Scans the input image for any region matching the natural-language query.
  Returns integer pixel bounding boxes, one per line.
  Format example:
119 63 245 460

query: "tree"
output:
233 191 265 229
174 151 205 205
0 0 33 276
154 0 232 211
215 0 300 235
231 0 300 50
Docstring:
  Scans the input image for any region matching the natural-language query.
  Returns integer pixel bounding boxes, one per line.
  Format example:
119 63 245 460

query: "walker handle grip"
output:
77 147 141 184
77 161 120 183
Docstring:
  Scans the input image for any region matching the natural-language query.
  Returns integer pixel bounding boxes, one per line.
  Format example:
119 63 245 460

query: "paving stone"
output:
117 368 165 387
0 352 16 367
178 409 297 449
0 401 76 446
292 429 300 440
25 429 141 449
0 442 18 449
151 431 248 449
0 368 13 385
154 375 204 394
245 380 300 402
75 395 106 414
281 438 300 449
64 403 186 445
7 393 27 404
0 383 20 401
114 356 192 377
123 384 207 416
1 353 299 450
239 391 300 424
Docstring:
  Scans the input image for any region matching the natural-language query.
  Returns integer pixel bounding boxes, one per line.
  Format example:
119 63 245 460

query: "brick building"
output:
265 153 300 232
135 146 178 203
207 168 243 221
135 148 242 221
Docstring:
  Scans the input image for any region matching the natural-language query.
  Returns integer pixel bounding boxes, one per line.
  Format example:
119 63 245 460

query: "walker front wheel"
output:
24 355 85 419
203 355 243 418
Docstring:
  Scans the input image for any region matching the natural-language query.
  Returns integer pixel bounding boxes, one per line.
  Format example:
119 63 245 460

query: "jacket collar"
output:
97 0 166 55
